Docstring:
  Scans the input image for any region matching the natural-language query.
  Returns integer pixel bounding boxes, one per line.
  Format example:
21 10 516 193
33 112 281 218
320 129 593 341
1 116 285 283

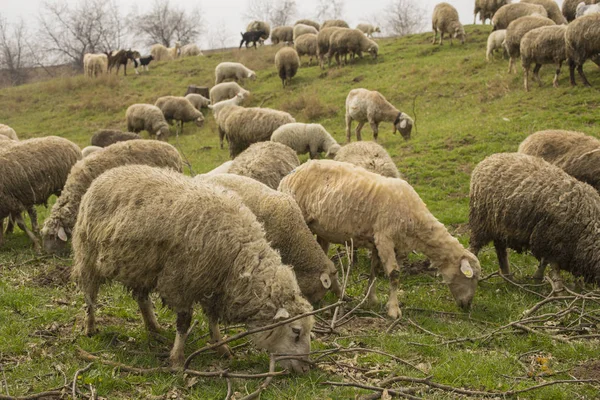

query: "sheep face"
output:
375 27 381 33
393 113 413 140
439 256 481 310
453 25 466 44
195 116 204 128
157 126 170 141
325 143 341 158
248 71 257 80
41 225 69 256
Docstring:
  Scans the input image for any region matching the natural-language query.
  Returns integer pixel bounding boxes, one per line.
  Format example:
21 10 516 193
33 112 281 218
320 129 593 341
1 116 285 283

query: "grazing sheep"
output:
328 29 379 66
216 105 295 158
563 0 597 21
91 130 141 148
504 16 555 74
275 47 300 87
316 27 347 68
486 29 507 61
0 137 82 249
0 134 15 143
72 165 314 371
474 0 510 24
209 93 246 120
215 62 257 85
492 3 548 30
295 19 320 31
293 24 319 41
432 3 466 45
334 141 401 178
356 23 381 38
520 25 567 91
521 0 567 24
41 140 182 255
240 30 265 49
576 1 600 17
150 42 181 61
246 20 271 43
271 123 340 159
180 44 203 57
201 160 234 176
565 13 600 86
209 82 250 104
469 152 600 286
154 96 204 134
270 26 294 45
518 130 600 192
294 34 318 66
83 53 108 78
345 88 413 142
198 173 341 303
125 104 171 141
81 146 103 158
321 19 350 29
185 93 211 110
228 141 300 189
0 124 17 140
280 160 482 318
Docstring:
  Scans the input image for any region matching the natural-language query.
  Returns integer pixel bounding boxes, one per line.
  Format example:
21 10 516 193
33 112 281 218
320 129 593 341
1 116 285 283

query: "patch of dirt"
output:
573 360 600 380
32 262 71 287
341 316 389 334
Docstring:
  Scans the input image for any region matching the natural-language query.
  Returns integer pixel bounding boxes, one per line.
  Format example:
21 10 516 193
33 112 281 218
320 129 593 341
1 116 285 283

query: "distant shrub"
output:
280 92 337 121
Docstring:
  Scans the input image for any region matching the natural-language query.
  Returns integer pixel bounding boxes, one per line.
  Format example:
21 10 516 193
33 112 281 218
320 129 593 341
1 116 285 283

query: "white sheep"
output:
356 23 381 38
293 23 319 41
208 94 247 149
81 146 103 158
200 161 234 176
209 82 250 104
150 42 181 61
0 124 18 140
334 141 401 178
125 104 171 141
576 2 600 17
180 43 203 57
83 53 108 78
345 88 413 142
432 2 466 45
294 34 318 66
154 96 204 134
185 93 211 110
271 123 340 159
215 62 257 85
486 29 507 61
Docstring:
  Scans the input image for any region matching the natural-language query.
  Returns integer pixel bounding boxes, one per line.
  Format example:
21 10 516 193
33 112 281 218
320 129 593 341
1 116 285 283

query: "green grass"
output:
1 25 599 399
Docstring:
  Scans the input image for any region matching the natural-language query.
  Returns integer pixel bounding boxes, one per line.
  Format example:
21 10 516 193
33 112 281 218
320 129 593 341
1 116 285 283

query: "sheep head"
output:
248 71 257 80
438 253 481 310
393 112 413 140
156 126 170 141
325 143 341 158
452 23 466 44
41 223 69 256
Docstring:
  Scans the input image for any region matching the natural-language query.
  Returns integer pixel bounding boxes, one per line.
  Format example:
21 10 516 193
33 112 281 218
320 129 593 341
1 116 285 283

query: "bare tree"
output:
130 0 204 47
315 0 345 20
0 16 31 86
207 21 234 50
384 0 427 37
243 0 296 27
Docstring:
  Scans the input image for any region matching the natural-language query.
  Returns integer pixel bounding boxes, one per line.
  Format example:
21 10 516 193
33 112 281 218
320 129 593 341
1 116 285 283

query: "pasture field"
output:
0 25 599 399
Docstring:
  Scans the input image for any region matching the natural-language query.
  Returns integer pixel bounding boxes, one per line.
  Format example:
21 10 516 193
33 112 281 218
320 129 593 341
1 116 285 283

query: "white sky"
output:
0 0 566 50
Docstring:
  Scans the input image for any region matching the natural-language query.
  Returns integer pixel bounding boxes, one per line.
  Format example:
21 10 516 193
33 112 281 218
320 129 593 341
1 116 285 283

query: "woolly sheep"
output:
83 53 108 78
150 42 181 62
41 140 182 255
270 26 294 45
345 88 413 142
125 104 171 141
504 16 555 74
321 19 350 29
521 0 567 24
198 173 341 303
228 141 300 189
275 47 300 87
486 29 507 61
201 160 234 176
518 130 600 192
474 0 509 24
356 23 381 38
565 13 600 86
520 25 567 91
295 19 320 31
469 152 600 287
246 20 271 41
271 123 340 159
91 130 141 148
209 82 250 105
328 29 379 66
180 44 203 57
492 3 548 30
0 124 17 140
0 137 82 250
563 0 597 21
280 160 482 318
334 141 401 178
185 93 211 110
154 96 204 134
81 146 103 158
575 1 600 17
293 24 319 41
215 62 257 85
72 165 314 371
294 34 318 66
209 95 247 149
432 3 466 45
316 27 346 69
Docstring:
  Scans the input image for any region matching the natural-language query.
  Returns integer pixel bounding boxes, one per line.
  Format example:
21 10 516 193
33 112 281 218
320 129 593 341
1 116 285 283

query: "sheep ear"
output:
274 308 290 321
460 258 474 279
320 272 332 289
400 119 408 129
57 226 68 242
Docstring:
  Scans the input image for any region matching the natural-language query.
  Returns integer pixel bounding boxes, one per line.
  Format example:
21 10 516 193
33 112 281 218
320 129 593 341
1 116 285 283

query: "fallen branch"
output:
324 381 423 400
72 363 93 399
238 355 276 400
0 387 67 400
335 279 376 326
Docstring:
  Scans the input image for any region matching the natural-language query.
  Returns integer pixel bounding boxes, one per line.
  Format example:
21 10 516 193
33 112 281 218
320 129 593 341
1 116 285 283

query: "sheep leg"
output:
0 220 4 247
369 122 379 142
316 236 329 254
134 292 162 333
493 240 511 277
374 235 401 319
440 32 444 46
508 57 514 74
14 213 41 251
83 285 99 336
367 247 380 307
345 114 353 143
553 61 562 88
218 127 226 149
27 207 38 233
209 318 233 358
569 60 577 86
169 310 192 367
355 122 365 141
432 29 437 45
532 258 546 281
523 65 530 92
576 64 591 87
549 263 564 293
533 64 543 86
5 215 14 234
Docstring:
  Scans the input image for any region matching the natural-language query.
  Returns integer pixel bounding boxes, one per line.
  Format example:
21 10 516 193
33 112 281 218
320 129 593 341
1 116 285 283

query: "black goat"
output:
239 30 265 49
106 49 139 76
134 55 154 74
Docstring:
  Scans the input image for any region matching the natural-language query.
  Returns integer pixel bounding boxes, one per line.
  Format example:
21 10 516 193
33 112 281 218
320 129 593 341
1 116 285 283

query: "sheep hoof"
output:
386 304 401 320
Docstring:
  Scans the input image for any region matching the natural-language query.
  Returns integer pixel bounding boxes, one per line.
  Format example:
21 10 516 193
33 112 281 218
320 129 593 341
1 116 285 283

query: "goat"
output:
106 49 139 76
134 55 154 74
239 30 265 49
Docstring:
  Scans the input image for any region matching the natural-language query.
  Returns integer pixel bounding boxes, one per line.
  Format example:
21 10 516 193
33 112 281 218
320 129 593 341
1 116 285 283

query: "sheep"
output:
520 25 567 91
334 141 401 178
432 3 466 45
228 141 300 189
246 20 271 43
565 13 600 86
486 29 507 61
154 96 204 134
294 34 318 66
81 146 103 158
328 29 379 66
90 130 141 148
492 3 548 30
504 16 555 74
295 19 320 31
270 26 294 45
563 0 597 21
469 152 600 287
201 160 234 176
240 30 265 49
271 123 340 159
293 24 319 41
321 19 350 29
180 44 203 57
150 42 181 61
279 160 481 318
518 130 600 192
216 105 295 158
209 82 250 105
521 0 567 24
72 164 314 371
41 140 182 255
275 47 300 87
576 2 600 17
356 23 381 38
316 27 347 69
209 92 246 123
125 104 171 141
474 0 510 24
83 53 108 78
185 93 211 110
198 173 341 303
345 88 413 143
215 62 257 85
0 137 82 250
0 124 17 140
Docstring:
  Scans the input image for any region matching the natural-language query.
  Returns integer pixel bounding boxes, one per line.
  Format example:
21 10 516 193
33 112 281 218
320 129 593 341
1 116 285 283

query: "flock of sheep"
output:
1 0 600 379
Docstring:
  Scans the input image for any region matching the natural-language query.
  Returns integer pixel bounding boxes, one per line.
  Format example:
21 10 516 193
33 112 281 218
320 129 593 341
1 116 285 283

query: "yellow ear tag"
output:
461 264 473 278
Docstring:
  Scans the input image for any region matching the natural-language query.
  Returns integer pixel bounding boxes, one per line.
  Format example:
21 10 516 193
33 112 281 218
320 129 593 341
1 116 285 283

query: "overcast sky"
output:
0 0 566 50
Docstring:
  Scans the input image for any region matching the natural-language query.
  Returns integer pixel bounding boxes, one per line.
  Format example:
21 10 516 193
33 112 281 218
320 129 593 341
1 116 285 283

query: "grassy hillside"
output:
0 26 599 399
